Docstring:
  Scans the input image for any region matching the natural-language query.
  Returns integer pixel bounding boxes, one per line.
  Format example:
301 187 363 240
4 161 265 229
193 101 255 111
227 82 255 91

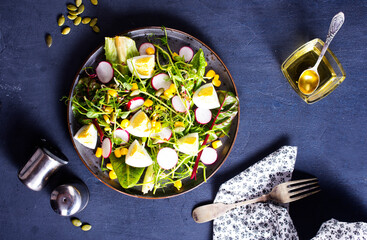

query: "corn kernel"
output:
154 121 161 132
120 119 130 128
114 148 121 158
172 52 179 58
103 115 110 124
104 127 111 132
174 122 184 128
109 170 117 180
105 106 113 114
146 47 155 55
131 83 138 91
168 83 176 92
120 148 128 155
144 99 153 107
212 78 221 87
164 89 173 98
206 70 216 79
108 89 118 97
212 140 223 149
95 147 102 158
174 180 182 190
106 163 113 170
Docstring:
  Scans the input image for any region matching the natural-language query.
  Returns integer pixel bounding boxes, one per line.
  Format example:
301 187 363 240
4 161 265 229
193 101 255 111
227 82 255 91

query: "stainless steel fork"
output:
192 178 320 223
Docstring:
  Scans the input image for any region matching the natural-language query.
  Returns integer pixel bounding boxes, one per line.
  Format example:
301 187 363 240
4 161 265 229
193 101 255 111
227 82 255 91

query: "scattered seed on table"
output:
92 25 100 33
61 27 71 35
68 10 79 16
89 18 97 27
45 34 52 47
77 4 85 14
57 14 65 26
75 0 82 7
81 224 92 231
68 14 77 20
67 4 77 11
71 218 82 227
74 16 82 25
90 0 98 5
82 17 91 24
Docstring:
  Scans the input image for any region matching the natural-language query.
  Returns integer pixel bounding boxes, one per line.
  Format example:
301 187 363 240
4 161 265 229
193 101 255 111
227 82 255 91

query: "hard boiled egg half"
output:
74 123 98 149
193 83 220 109
176 133 199 156
127 55 155 79
126 110 152 137
125 140 153 168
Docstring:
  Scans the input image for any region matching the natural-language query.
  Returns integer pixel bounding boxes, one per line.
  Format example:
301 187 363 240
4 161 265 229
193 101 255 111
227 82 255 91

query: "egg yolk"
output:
198 86 213 97
132 111 149 129
135 57 154 76
131 144 141 155
183 137 196 144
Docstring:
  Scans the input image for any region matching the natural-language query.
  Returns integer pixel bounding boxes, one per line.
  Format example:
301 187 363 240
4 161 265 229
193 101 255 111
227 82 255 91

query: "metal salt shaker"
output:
50 181 89 216
18 139 68 191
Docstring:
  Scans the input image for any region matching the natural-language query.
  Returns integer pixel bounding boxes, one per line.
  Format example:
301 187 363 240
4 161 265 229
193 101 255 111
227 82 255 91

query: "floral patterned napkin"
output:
311 219 367 240
212 146 367 239
213 146 299 240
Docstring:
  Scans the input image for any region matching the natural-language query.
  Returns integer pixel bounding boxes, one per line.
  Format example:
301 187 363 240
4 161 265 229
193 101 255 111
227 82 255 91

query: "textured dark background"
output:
0 0 366 239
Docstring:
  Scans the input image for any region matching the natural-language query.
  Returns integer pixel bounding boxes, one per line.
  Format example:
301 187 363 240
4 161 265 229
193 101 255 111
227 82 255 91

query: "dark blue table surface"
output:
1 1 366 239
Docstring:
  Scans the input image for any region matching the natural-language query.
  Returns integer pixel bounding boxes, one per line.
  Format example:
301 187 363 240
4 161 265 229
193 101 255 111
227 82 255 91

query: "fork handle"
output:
192 194 268 223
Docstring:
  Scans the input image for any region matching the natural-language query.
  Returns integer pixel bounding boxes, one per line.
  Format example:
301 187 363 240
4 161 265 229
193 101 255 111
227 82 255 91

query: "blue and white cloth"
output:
213 146 367 240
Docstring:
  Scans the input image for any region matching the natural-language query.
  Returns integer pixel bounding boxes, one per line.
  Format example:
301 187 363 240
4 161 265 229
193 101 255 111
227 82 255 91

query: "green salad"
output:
71 28 239 194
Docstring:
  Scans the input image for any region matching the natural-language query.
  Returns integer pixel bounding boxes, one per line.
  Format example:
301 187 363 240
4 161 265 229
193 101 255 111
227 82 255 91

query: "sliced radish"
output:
102 138 112 158
139 42 155 55
172 95 189 113
113 128 129 144
96 61 114 84
152 127 172 143
200 147 217 165
179 46 194 62
195 108 212 124
127 97 145 110
157 147 178 169
151 73 172 90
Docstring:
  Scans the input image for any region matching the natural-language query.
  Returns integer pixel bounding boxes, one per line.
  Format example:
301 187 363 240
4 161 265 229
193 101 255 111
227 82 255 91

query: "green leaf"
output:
190 49 207 88
86 110 99 118
109 154 145 189
208 90 239 141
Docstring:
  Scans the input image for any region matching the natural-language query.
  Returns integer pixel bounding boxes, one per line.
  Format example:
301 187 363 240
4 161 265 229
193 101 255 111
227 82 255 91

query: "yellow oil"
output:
284 50 336 96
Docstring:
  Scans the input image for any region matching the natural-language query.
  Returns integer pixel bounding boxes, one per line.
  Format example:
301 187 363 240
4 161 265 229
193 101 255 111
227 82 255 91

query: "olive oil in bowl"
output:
281 39 346 104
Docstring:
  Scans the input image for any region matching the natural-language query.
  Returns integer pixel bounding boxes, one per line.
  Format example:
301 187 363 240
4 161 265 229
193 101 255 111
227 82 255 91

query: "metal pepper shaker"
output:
50 181 89 216
18 139 68 191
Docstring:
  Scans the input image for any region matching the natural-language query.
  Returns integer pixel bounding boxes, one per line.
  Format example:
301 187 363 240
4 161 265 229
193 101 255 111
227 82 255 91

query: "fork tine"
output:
288 189 321 202
288 181 319 191
287 178 318 186
290 185 320 197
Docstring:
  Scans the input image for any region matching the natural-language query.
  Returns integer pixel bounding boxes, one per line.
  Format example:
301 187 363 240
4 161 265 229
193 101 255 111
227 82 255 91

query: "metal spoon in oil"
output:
298 12 345 95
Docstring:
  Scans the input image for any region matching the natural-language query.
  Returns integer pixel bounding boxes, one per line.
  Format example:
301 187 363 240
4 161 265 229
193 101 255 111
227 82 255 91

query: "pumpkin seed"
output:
61 27 71 35
75 0 82 7
57 15 65 26
77 4 85 14
67 14 77 20
74 16 82 26
71 218 82 227
68 10 79 16
45 34 52 48
89 18 97 27
67 4 77 11
90 0 98 5
82 17 91 24
81 224 92 231
92 25 100 33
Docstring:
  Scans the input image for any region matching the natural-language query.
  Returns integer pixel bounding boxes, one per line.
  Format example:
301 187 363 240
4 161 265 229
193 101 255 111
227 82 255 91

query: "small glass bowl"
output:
281 38 346 104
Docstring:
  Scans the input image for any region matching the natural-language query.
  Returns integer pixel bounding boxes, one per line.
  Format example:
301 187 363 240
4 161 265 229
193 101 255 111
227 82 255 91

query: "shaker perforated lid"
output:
50 182 89 216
